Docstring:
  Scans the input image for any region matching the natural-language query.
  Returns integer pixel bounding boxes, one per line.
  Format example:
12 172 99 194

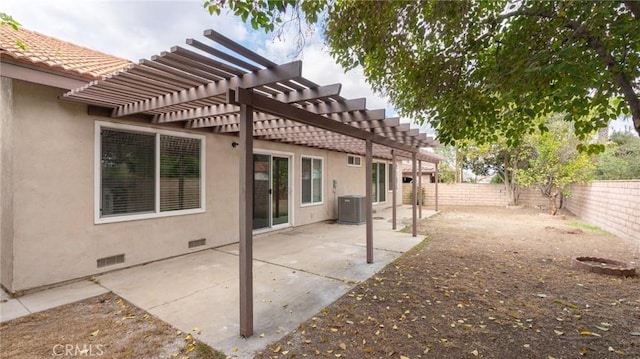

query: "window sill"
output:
95 208 205 224
300 202 324 208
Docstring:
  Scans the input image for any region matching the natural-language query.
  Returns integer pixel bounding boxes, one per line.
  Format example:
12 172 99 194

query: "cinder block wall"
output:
402 183 547 208
564 181 640 244
399 181 638 246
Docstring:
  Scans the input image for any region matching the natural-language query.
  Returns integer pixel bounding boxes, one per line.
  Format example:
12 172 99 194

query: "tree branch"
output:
561 18 640 135
496 5 640 135
625 1 640 19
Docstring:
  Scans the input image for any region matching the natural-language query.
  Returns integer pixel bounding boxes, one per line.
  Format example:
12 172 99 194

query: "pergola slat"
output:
203 29 276 68
110 61 303 117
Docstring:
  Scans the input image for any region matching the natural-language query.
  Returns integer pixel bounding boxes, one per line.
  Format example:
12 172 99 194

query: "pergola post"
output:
238 101 254 338
365 140 373 263
435 161 439 212
411 152 417 237
418 160 422 219
391 150 397 230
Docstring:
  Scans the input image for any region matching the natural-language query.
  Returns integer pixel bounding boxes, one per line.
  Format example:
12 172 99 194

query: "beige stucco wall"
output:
0 77 15 290
8 80 239 292
5 79 399 293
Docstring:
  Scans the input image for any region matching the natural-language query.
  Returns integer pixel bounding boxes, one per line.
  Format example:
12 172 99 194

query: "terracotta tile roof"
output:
0 25 133 80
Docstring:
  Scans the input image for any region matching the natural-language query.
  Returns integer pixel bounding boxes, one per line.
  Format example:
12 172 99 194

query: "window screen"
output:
100 129 155 216
98 125 204 221
160 135 201 212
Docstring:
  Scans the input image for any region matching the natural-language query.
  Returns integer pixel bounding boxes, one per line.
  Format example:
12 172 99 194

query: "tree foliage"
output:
516 116 595 215
594 131 640 180
461 138 531 205
0 13 20 29
431 146 457 183
205 0 640 146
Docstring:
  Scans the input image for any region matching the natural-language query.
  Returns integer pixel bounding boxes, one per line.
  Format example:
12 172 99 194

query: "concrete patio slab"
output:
95 205 434 358
0 298 30 323
0 280 107 323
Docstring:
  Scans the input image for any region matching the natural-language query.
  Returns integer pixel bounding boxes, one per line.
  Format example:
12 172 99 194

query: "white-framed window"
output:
95 121 205 224
347 155 362 167
301 156 323 205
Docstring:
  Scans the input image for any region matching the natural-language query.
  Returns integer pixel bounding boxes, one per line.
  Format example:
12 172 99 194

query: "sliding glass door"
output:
253 154 290 230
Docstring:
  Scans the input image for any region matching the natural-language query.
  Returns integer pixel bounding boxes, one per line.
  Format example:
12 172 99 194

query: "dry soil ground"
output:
255 206 640 359
1 206 639 359
0 293 225 359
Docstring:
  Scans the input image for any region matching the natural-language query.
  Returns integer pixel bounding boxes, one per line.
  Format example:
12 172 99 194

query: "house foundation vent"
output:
97 254 125 268
188 238 206 248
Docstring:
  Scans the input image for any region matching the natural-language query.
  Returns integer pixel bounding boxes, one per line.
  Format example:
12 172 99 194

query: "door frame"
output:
253 149 294 233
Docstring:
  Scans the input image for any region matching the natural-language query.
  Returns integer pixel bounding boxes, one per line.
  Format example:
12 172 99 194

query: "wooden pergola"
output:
63 29 441 337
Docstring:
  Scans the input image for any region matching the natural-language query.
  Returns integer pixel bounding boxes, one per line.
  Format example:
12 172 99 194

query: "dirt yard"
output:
2 206 638 358
0 292 225 359
255 206 640 358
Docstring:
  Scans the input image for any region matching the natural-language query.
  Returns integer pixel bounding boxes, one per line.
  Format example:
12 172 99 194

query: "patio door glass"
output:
253 154 290 230
372 162 386 203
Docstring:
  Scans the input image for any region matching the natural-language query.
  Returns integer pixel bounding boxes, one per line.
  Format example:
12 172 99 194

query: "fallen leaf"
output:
630 331 640 336
580 347 588 356
523 344 530 348
339 343 347 350
231 347 238 353
331 328 338 332
471 349 479 356
554 330 564 336
400 356 409 359
537 294 547 298
580 331 601 337
260 333 265 338
90 330 99 337
273 345 281 353
595 326 610 331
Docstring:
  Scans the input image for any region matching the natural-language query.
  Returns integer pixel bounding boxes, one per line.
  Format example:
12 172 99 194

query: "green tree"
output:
0 13 20 29
594 131 640 180
517 116 595 215
205 0 640 144
462 139 532 206
432 145 458 183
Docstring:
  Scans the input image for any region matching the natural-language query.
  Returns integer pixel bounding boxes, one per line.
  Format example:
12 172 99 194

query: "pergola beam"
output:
232 88 419 154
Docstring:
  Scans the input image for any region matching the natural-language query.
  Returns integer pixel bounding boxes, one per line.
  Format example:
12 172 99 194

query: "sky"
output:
2 0 634 136
3 0 427 127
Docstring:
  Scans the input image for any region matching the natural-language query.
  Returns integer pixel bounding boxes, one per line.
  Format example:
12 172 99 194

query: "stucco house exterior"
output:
0 26 439 304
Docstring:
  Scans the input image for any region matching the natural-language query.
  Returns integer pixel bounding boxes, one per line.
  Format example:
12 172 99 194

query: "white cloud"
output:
3 0 428 128
257 26 395 112
3 0 247 61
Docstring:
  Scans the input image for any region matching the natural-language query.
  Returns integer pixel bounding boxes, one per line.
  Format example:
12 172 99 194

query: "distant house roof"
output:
0 26 132 80
402 162 436 174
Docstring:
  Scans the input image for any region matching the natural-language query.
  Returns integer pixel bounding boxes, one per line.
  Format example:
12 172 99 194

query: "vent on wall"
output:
97 254 125 268
188 238 206 248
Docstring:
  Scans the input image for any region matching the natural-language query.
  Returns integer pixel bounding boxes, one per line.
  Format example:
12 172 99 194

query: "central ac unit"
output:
338 195 366 224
